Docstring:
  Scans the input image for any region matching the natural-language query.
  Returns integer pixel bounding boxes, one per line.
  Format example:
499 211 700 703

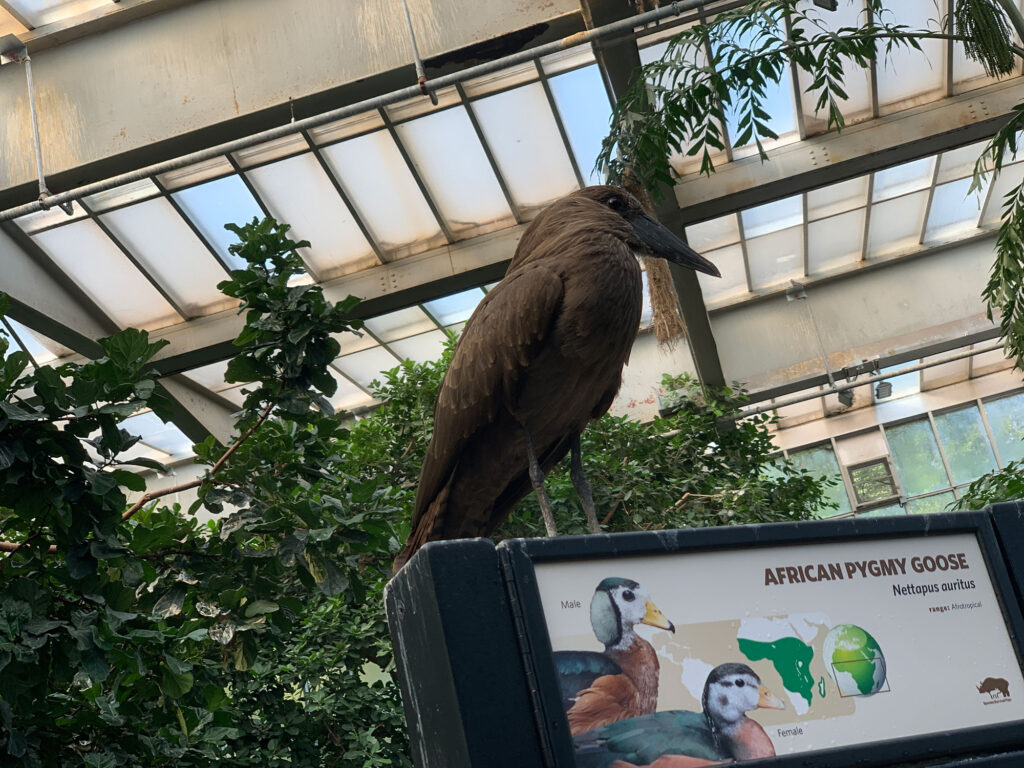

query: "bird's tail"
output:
392 485 451 573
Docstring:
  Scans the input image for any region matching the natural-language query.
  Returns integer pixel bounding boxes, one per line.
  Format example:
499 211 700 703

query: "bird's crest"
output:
596 577 640 592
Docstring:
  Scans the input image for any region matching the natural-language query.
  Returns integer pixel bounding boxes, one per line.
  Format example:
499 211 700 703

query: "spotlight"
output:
875 381 893 399
838 389 854 407
813 0 839 10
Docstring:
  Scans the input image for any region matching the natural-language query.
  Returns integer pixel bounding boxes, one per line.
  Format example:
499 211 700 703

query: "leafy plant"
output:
0 219 407 766
597 0 961 189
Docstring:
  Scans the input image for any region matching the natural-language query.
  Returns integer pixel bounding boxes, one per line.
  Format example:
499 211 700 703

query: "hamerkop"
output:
394 186 719 570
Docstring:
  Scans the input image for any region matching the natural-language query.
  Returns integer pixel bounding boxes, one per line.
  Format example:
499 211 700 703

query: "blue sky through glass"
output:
547 65 612 185
173 176 264 270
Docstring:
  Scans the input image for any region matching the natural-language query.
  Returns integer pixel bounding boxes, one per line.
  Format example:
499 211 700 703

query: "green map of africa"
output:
738 637 816 706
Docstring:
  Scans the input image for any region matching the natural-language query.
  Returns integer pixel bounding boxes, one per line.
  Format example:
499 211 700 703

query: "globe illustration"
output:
823 624 887 696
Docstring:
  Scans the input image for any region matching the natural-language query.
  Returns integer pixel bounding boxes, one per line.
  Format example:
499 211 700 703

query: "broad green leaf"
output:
160 663 194 698
152 584 187 620
244 600 279 618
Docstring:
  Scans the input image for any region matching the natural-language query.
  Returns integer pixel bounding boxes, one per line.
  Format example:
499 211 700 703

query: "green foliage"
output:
0 219 408 767
597 0 953 191
956 0 1018 77
955 460 1024 509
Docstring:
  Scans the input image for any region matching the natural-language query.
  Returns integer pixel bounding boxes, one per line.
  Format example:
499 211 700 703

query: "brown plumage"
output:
395 186 719 570
566 637 660 736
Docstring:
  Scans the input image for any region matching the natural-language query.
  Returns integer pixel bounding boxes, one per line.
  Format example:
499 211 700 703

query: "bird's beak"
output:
757 685 786 710
641 600 675 633
630 212 721 278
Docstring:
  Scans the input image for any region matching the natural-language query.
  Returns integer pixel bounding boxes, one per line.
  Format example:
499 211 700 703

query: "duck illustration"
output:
573 663 786 767
554 577 675 735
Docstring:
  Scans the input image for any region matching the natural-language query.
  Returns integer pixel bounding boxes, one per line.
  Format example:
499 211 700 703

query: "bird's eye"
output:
735 679 745 688
622 589 636 602
607 196 626 212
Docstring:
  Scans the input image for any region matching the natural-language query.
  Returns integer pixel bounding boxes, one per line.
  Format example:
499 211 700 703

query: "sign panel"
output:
533 532 1024 766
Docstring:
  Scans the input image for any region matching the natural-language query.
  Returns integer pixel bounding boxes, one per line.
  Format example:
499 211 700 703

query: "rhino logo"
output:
977 677 1010 700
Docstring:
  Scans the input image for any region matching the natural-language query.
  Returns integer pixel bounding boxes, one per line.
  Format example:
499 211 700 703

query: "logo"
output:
977 677 1011 705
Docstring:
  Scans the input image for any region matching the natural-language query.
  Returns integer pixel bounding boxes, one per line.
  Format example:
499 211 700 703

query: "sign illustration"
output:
532 532 1024 765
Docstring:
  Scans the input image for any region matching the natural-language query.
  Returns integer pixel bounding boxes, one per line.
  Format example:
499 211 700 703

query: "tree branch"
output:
121 398 275 522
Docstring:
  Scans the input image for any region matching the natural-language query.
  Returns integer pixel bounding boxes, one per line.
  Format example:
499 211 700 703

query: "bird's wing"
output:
566 674 639 736
554 650 623 710
412 263 565 530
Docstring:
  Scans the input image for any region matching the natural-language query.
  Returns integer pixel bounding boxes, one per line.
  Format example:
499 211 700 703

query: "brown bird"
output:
394 185 719 570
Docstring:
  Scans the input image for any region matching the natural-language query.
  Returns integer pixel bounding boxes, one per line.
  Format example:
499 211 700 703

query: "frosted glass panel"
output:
247 154 377 279
158 156 233 191
462 60 538 99
233 133 309 169
33 220 181 330
335 346 402 390
396 107 514 235
807 177 868 220
933 406 998 485
981 162 1024 225
388 329 450 364
84 179 159 212
685 214 741 251
937 141 990 183
875 0 945 109
547 65 612 185
363 307 436 342
808 208 865 274
924 177 988 243
873 157 935 201
173 175 264 270
308 110 384 146
984 393 1024 464
886 419 948 496
746 226 803 289
183 360 229 392
4 317 68 363
741 195 802 238
423 289 484 326
472 83 580 210
102 198 235 317
8 0 109 26
698 243 747 303
866 190 928 258
540 43 595 76
321 131 444 255
334 330 378 356
327 368 375 413
122 411 193 457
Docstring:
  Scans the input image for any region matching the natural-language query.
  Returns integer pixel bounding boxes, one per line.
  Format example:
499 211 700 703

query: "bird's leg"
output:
523 425 558 537
570 434 602 534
